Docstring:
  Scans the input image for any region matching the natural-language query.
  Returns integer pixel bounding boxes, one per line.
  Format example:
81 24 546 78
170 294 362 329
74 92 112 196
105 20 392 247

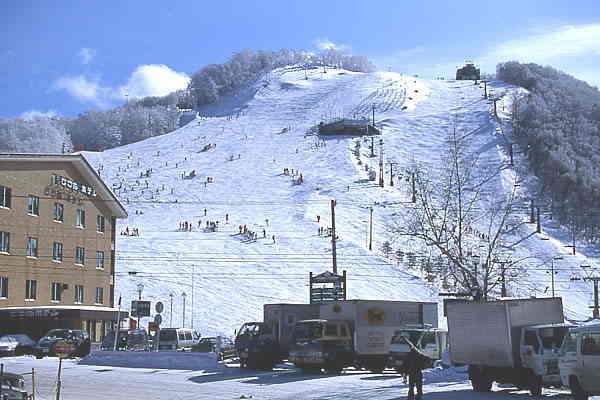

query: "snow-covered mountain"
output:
81 66 596 336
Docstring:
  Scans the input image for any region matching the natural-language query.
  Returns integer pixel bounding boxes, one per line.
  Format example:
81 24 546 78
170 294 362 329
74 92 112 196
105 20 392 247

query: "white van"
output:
158 328 200 351
559 322 600 400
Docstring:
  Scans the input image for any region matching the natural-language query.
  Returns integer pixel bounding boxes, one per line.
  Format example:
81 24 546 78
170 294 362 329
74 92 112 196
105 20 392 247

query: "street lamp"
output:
169 293 174 328
181 292 187 328
136 283 144 329
549 256 563 297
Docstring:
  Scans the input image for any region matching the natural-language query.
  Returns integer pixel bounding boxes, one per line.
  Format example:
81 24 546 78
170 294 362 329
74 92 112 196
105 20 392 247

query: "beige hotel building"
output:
0 154 127 342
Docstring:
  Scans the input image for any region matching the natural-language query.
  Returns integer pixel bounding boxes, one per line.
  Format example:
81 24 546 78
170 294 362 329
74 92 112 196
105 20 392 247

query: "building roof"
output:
0 153 127 218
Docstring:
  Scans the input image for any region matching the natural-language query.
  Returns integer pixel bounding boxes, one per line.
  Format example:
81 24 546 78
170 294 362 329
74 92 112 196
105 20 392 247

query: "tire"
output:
364 360 386 374
529 374 543 397
324 361 343 374
469 366 493 392
297 364 321 374
570 376 589 400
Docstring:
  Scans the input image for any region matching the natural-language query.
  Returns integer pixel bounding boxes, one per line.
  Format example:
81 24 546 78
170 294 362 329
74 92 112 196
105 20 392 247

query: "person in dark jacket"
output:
404 339 430 399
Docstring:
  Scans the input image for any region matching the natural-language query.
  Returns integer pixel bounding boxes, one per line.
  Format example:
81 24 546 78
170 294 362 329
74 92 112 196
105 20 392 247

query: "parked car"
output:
34 329 91 358
1 372 28 400
101 330 129 350
193 337 236 360
0 335 19 356
126 329 150 351
5 334 37 356
158 328 199 351
100 329 149 351
559 322 600 400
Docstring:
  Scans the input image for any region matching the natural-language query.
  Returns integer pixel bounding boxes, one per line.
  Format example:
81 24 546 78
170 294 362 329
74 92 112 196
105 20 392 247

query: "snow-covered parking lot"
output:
0 354 590 400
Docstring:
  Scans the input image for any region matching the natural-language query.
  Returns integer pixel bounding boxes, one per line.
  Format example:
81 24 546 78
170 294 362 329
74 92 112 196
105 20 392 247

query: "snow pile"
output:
79 350 219 370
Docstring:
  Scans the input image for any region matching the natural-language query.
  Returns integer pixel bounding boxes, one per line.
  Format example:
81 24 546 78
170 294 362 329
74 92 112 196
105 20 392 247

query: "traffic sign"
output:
131 300 151 317
154 314 163 326
53 341 76 358
155 301 164 314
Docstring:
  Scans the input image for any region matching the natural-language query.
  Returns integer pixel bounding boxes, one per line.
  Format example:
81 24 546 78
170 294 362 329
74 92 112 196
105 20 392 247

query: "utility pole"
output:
530 199 535 223
499 262 508 297
411 172 416 203
386 161 397 186
372 104 376 127
378 139 384 188
136 283 144 330
483 80 488 99
369 207 373 251
549 257 563 297
331 200 337 274
169 294 173 327
370 137 375 157
492 98 499 117
581 266 599 318
536 207 541 233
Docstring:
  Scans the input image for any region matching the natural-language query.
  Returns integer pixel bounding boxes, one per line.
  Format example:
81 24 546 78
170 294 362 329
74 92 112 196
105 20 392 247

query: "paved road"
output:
0 355 583 400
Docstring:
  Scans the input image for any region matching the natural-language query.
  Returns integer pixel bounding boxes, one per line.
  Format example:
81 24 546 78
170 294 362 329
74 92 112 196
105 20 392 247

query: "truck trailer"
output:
446 297 572 396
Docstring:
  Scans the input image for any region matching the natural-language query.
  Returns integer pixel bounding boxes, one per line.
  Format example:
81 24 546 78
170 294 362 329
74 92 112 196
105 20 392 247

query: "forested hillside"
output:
497 61 600 241
0 116 72 153
1 48 375 153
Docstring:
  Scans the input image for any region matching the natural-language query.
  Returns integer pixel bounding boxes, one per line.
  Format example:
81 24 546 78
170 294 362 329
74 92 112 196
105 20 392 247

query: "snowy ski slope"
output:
82 66 596 336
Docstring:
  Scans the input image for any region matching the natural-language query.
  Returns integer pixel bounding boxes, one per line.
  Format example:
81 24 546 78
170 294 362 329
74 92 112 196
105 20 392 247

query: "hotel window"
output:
0 231 9 253
0 185 11 208
75 247 85 265
51 282 62 301
26 237 38 258
53 203 64 222
75 285 84 304
96 251 105 269
25 279 37 300
97 215 105 233
95 287 104 304
27 195 39 216
52 242 63 262
76 208 86 228
0 276 7 298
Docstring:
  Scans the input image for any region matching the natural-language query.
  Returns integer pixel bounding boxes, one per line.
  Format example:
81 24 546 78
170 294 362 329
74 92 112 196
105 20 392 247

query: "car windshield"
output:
540 327 569 350
159 330 177 341
391 330 423 345
43 330 72 340
293 322 323 340
0 335 15 343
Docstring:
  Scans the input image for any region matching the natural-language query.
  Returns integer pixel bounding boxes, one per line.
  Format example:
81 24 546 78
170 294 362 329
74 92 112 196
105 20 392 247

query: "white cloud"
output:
19 110 58 120
118 64 190 99
314 38 351 53
482 24 600 64
52 64 190 107
78 47 96 65
52 75 110 106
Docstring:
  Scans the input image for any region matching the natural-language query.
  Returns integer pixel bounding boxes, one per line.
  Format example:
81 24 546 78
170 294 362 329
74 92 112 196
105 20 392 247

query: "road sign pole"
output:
55 358 62 400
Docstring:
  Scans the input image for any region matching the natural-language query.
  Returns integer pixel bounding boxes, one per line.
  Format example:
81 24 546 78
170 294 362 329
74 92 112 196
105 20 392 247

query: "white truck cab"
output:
519 323 573 386
389 328 448 372
559 322 600 400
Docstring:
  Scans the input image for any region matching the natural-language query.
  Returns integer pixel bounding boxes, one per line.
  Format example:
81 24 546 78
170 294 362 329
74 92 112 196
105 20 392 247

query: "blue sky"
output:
1 0 599 119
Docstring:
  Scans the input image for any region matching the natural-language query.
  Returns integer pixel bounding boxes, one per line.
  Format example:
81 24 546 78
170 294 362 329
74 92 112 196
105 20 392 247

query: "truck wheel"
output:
569 376 589 400
364 360 386 374
297 364 321 374
529 374 543 396
324 362 343 374
469 366 492 392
